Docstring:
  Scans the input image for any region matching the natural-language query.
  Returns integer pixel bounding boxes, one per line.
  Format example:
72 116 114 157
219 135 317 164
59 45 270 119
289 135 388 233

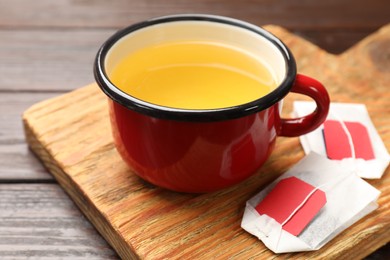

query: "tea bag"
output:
241 153 380 253
293 101 390 179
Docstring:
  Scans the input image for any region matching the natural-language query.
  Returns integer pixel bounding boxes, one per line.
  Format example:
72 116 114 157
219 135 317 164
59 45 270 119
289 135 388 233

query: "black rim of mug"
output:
94 14 297 122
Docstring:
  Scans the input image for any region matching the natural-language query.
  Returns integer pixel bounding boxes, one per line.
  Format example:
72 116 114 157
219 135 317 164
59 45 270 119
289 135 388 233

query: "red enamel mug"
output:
94 15 330 193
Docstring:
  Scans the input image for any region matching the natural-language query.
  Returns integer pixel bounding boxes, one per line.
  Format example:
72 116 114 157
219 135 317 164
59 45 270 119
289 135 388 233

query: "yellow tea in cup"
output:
109 40 277 109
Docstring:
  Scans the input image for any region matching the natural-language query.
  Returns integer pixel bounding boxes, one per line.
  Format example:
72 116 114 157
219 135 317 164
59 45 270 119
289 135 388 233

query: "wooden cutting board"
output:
23 25 390 259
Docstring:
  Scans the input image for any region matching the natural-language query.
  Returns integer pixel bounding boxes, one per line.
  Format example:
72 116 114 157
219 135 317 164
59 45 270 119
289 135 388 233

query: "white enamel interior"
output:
105 20 287 85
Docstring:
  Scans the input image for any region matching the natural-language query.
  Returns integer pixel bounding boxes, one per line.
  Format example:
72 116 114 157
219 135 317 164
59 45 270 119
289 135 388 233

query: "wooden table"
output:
0 1 389 259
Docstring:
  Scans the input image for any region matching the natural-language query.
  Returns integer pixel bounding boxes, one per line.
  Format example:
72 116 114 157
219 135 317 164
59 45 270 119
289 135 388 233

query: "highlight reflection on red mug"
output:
94 15 330 193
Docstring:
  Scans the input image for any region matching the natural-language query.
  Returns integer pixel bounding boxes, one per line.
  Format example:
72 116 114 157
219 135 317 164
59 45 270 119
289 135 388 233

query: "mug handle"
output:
279 74 330 137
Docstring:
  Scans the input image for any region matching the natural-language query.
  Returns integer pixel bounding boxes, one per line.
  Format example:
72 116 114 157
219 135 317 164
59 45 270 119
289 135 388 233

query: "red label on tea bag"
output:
323 120 375 160
255 176 326 236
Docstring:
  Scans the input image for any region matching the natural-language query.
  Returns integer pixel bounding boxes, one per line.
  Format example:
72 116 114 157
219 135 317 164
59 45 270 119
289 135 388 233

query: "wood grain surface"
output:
0 93 57 181
1 0 389 258
23 25 390 259
0 184 117 259
2 0 388 30
0 30 115 91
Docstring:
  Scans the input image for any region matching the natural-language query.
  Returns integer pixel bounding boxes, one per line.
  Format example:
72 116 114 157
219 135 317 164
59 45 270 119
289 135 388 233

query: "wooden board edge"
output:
344 229 390 260
341 23 390 56
22 101 390 260
22 115 138 260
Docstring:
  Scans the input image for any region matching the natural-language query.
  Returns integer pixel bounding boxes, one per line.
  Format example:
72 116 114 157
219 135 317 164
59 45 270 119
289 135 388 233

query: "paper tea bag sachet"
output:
241 153 380 253
293 101 390 179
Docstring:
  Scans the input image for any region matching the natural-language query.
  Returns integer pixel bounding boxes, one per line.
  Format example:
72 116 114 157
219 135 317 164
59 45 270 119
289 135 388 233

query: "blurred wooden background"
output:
0 0 389 259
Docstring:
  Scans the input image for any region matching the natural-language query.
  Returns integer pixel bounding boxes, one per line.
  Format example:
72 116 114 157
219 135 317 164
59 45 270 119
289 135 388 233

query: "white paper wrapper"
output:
293 101 390 179
241 153 380 253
